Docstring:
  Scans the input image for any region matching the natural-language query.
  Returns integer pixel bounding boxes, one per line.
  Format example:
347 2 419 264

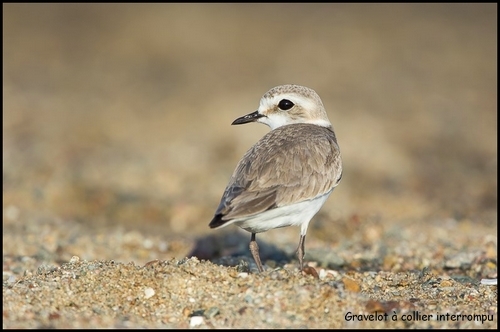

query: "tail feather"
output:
209 214 229 229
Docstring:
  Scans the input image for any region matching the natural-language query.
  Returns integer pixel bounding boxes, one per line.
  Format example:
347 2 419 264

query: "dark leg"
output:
249 233 264 272
296 234 306 271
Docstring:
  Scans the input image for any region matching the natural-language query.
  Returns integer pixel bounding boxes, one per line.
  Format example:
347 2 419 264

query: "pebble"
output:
342 276 361 292
144 287 155 299
69 256 80 264
205 306 220 318
480 278 497 286
189 316 204 327
444 252 476 269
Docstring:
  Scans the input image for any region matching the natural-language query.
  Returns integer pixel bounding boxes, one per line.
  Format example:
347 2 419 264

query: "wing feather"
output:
210 124 341 227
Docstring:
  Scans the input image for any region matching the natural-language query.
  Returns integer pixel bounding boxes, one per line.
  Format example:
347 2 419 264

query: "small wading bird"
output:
209 84 342 272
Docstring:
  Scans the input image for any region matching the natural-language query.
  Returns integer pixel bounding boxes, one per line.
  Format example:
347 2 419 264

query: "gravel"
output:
3 3 497 329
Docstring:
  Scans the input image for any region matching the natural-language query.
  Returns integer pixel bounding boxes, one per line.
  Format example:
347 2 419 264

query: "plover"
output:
209 84 342 272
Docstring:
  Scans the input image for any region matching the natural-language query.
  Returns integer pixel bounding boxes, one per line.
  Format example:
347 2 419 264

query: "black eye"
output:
278 99 294 110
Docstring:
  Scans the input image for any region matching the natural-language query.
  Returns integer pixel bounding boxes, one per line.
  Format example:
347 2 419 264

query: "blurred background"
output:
3 4 497 265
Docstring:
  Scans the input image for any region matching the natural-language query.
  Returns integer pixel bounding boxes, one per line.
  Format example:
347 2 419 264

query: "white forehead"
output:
259 92 319 112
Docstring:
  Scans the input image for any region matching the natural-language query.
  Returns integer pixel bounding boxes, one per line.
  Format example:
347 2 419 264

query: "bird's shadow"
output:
188 230 290 269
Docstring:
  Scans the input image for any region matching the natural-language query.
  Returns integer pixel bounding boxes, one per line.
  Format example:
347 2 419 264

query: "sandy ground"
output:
3 3 497 328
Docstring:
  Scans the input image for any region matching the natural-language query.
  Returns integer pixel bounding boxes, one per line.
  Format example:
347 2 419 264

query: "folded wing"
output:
209 124 341 228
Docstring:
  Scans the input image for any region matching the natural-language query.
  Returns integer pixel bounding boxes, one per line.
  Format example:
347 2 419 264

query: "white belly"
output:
231 190 333 235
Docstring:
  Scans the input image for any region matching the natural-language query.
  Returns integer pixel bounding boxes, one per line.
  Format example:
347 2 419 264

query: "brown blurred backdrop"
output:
3 4 497 259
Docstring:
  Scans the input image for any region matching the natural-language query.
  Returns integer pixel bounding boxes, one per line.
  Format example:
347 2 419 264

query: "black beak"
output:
231 110 265 125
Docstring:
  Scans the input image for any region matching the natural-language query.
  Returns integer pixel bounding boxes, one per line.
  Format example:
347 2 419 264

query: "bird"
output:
209 84 342 272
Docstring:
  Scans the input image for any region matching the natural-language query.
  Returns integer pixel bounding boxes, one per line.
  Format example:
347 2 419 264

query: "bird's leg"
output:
249 233 264 272
296 234 306 271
